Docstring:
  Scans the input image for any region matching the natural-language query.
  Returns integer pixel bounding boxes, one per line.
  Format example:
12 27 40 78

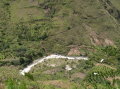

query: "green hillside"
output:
1 0 120 59
0 0 120 89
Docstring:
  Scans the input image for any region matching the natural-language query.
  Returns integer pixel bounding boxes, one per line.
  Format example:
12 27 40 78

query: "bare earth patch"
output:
95 63 116 70
0 83 4 89
106 77 120 83
71 72 86 79
83 24 115 46
68 47 80 56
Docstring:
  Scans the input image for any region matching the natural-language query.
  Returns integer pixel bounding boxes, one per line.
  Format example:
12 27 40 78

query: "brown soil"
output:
71 72 86 79
83 24 115 46
68 47 80 56
95 63 116 70
0 83 4 89
106 77 120 83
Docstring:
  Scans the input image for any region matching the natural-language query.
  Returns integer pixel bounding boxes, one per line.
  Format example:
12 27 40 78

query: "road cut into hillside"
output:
20 54 88 75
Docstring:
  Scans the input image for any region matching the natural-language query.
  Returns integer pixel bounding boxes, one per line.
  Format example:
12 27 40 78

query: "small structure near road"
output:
100 59 104 63
65 65 72 71
94 72 98 75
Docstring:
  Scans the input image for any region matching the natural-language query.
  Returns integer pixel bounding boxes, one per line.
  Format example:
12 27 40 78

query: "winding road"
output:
20 54 88 75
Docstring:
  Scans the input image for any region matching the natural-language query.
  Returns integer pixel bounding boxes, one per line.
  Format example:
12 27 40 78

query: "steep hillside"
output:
0 0 120 89
1 0 120 60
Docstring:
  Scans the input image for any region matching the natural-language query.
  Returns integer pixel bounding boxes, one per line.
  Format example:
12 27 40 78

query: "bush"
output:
0 53 5 60
5 79 27 89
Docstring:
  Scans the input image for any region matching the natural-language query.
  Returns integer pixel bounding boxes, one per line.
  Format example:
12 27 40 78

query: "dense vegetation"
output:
0 0 120 89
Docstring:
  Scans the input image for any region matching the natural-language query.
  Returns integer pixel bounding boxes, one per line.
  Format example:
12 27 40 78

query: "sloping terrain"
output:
0 0 120 89
0 0 120 60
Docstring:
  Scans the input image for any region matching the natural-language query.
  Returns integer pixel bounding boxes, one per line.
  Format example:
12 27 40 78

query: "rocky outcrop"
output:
68 47 80 56
83 24 115 46
99 0 120 22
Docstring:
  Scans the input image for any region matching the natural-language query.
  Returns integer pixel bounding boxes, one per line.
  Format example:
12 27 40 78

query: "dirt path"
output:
20 54 88 75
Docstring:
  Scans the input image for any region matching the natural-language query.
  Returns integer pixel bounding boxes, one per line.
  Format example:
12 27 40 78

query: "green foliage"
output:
89 46 120 66
25 73 34 81
84 65 119 89
101 46 119 57
5 79 27 89
0 53 5 60
1 0 120 60
0 0 120 89
76 60 94 71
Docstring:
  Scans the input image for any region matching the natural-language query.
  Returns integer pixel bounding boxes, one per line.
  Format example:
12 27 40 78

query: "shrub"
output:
5 79 27 89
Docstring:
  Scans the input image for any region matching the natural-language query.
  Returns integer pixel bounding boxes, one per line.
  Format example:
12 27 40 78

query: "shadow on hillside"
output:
0 59 32 67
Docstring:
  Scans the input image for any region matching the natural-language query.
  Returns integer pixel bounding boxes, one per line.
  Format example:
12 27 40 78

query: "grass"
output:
0 57 119 89
0 58 87 89
10 0 45 23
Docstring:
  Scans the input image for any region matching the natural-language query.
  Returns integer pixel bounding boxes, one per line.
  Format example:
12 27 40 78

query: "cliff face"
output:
0 0 120 57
